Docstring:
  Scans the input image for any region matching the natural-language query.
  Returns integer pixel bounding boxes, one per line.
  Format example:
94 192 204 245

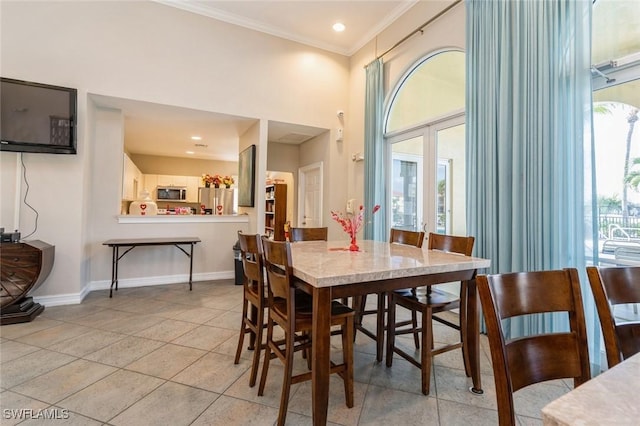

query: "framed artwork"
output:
238 144 256 207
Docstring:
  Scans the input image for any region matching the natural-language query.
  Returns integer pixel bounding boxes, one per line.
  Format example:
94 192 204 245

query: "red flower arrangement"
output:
202 174 222 187
331 204 381 251
221 175 234 188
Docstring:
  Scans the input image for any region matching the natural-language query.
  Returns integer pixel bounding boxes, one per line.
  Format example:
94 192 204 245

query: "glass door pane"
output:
593 79 640 268
391 136 423 231
434 121 466 236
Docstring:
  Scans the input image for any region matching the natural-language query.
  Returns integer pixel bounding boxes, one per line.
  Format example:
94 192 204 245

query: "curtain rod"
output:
374 0 463 61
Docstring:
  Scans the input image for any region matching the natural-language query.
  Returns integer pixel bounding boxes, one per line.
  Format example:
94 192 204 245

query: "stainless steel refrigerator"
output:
198 187 235 215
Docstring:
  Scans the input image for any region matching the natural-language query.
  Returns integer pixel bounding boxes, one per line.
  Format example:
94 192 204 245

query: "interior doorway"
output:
297 162 323 227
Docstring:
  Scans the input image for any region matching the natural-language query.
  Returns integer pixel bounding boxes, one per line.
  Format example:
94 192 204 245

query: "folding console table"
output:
103 237 201 297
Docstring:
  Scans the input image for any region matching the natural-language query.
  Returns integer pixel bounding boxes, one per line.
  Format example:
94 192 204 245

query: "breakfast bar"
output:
103 237 201 297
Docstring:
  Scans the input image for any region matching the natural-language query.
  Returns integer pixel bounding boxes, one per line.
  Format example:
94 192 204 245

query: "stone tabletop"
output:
289 239 491 288
541 352 640 425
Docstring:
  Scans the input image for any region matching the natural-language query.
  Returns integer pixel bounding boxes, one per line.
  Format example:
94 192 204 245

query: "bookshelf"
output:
265 183 287 241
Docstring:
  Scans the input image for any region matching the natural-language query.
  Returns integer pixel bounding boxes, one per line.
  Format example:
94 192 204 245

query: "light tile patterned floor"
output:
0 280 571 425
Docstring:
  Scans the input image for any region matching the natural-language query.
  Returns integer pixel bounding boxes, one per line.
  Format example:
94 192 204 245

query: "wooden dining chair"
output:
289 226 328 242
258 236 354 426
478 268 591 426
586 266 640 368
353 228 425 361
385 232 474 395
233 231 267 388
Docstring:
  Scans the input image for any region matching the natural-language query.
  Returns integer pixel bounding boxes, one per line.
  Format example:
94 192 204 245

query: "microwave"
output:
157 186 187 201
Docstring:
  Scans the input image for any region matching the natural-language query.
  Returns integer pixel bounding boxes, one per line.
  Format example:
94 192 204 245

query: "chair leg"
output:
459 282 471 377
303 330 312 370
421 307 433 395
258 319 274 397
234 299 249 364
248 303 258 350
248 303 264 387
375 292 386 362
342 317 355 408
277 327 295 426
353 295 366 326
386 293 396 367
411 310 420 349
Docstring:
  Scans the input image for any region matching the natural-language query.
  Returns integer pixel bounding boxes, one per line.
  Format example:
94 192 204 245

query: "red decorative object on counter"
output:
331 204 380 251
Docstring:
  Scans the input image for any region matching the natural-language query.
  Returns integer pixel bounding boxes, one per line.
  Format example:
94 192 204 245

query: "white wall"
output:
0 0 350 302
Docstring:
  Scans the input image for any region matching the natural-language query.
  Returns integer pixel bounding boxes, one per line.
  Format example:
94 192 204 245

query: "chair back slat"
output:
261 237 293 301
237 232 264 285
487 270 580 319
289 227 328 242
617 323 640 359
591 266 640 305
587 266 640 367
428 233 474 256
390 228 425 248
506 334 584 392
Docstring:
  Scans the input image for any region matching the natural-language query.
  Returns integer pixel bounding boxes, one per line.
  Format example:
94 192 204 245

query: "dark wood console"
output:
1 240 54 325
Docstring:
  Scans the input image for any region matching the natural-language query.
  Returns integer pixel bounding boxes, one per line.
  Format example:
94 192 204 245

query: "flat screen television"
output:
1 77 77 154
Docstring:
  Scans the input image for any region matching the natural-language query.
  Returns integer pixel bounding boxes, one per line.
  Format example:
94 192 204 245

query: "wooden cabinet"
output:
265 184 287 241
0 240 54 324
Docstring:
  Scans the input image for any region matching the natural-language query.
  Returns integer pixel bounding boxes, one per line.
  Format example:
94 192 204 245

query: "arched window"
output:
384 50 465 235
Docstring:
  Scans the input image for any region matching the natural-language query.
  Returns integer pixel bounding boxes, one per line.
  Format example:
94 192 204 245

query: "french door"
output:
387 113 466 236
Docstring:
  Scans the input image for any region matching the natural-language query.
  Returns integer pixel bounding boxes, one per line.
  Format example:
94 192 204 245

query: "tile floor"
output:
0 280 572 425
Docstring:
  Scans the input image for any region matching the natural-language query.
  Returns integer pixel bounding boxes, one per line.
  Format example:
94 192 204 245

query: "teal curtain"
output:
364 58 387 240
466 0 600 371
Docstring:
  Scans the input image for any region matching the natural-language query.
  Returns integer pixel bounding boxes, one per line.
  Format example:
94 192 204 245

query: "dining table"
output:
289 239 491 425
541 352 640 425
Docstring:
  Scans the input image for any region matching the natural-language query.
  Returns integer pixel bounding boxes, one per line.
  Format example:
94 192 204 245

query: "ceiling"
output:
155 0 418 56
113 1 418 162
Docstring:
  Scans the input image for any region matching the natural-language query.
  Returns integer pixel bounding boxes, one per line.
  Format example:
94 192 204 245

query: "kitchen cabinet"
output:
156 175 187 187
265 183 287 241
122 153 143 201
143 174 158 197
186 176 201 202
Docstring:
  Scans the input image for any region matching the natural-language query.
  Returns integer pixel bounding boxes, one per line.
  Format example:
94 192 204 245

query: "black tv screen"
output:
1 77 77 154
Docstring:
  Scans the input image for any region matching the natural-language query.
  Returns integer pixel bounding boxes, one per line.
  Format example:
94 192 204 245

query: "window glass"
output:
386 51 465 133
591 0 640 281
592 0 640 65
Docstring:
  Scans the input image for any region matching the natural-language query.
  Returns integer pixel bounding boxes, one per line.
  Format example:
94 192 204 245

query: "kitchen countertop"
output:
117 214 249 224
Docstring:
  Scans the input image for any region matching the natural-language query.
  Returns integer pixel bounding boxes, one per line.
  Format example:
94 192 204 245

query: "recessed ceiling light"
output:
191 136 202 140
186 151 195 154
333 22 345 32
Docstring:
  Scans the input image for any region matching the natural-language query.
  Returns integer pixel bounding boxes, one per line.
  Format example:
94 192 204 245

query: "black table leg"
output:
189 243 194 291
110 246 117 298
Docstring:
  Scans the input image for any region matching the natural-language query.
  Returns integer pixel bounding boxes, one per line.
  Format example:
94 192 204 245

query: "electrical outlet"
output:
346 198 355 214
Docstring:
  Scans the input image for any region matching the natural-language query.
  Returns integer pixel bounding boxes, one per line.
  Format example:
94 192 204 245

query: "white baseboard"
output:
33 270 235 307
